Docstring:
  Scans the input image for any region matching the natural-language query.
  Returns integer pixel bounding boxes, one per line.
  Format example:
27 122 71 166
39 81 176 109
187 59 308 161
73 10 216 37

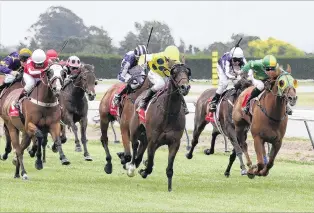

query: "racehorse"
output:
0 63 68 179
0 73 36 161
232 65 298 178
98 65 149 174
59 63 97 161
127 63 191 192
186 75 253 176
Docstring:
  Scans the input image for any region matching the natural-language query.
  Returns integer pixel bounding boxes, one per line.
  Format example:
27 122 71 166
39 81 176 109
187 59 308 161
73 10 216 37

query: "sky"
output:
1 1 314 52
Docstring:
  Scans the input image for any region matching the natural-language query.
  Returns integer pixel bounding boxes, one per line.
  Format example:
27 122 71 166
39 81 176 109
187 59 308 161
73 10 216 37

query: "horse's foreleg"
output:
49 122 70 165
260 140 282 177
27 138 37 158
236 126 252 168
100 118 112 174
7 123 22 179
227 125 247 176
1 124 12 161
135 131 148 168
186 120 207 159
166 141 180 192
120 125 132 165
139 141 157 179
60 124 67 144
80 117 92 161
204 129 219 155
42 132 48 163
250 135 265 177
33 130 43 170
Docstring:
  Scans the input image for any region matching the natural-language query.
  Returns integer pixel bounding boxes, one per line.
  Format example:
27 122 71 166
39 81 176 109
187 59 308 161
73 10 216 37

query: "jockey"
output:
112 45 148 106
209 47 247 112
15 49 49 108
0 48 32 92
62 55 82 87
46 49 59 64
136 45 189 114
236 55 293 115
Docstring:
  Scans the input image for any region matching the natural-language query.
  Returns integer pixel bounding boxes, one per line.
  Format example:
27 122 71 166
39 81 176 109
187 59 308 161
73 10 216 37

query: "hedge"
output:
1 53 313 79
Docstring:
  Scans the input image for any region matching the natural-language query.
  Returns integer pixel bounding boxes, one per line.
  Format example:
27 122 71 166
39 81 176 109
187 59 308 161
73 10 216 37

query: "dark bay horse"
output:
186 76 253 177
232 65 298 178
99 65 149 174
59 64 97 161
127 63 191 192
0 64 68 179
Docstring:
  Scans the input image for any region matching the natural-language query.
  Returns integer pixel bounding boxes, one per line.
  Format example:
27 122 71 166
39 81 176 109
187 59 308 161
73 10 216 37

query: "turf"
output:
0 140 313 212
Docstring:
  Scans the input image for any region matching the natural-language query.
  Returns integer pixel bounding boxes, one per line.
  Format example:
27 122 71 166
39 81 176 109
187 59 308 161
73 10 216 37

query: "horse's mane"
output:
81 63 94 72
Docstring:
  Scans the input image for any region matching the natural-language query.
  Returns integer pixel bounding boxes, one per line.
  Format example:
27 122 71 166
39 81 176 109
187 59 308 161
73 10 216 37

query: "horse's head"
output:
46 63 64 97
169 63 191 96
76 64 97 101
274 64 298 106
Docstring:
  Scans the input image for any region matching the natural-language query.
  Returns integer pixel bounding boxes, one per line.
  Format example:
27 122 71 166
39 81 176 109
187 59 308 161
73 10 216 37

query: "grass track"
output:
1 141 313 212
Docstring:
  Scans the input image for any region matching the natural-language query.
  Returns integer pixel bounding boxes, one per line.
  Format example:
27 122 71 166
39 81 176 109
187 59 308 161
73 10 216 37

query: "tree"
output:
83 26 114 54
248 37 305 57
178 38 186 53
25 6 114 54
119 31 139 55
134 21 175 53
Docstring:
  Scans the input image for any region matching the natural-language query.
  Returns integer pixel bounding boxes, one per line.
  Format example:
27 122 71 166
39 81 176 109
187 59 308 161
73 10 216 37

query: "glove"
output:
10 71 20 76
236 75 241 80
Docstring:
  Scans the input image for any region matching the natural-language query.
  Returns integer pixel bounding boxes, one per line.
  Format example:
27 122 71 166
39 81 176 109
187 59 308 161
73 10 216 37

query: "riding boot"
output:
14 89 27 109
182 99 189 115
243 87 262 114
286 104 293 115
138 89 155 111
209 93 221 112
113 85 130 106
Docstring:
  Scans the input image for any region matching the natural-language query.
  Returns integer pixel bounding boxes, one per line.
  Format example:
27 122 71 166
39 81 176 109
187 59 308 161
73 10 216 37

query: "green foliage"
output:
248 37 306 57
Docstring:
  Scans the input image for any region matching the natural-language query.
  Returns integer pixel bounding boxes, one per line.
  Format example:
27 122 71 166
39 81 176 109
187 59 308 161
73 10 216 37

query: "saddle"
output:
205 88 236 123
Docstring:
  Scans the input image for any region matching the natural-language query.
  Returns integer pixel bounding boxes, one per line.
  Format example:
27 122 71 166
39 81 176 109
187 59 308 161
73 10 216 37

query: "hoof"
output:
139 169 148 179
75 146 82 152
224 172 230 178
204 149 214 155
61 136 67 144
35 160 43 170
247 172 255 179
114 140 120 144
185 153 193 160
61 158 70 165
127 163 136 177
12 158 17 166
168 188 172 192
241 169 247 176
51 145 58 153
22 174 28 180
84 155 93 161
28 150 35 158
104 163 112 174
0 153 8 161
14 174 20 179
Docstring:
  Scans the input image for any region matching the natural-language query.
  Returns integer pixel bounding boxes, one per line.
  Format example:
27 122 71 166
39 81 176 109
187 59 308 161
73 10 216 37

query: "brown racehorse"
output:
232 65 298 178
0 74 37 161
99 65 150 174
186 76 253 177
127 63 191 192
0 63 69 179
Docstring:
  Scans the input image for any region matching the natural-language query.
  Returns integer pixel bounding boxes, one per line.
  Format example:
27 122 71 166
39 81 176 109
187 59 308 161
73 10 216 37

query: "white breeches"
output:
216 65 229 94
148 70 168 92
4 74 15 84
23 73 40 93
248 69 264 91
